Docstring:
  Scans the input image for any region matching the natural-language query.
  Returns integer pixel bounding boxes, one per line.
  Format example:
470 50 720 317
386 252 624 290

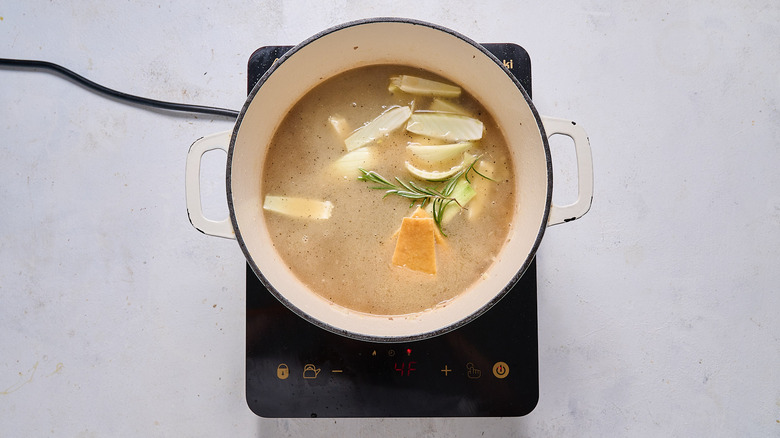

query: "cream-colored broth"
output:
261 65 514 315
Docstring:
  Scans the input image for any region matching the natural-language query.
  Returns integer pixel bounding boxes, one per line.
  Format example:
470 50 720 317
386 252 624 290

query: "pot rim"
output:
226 17 553 343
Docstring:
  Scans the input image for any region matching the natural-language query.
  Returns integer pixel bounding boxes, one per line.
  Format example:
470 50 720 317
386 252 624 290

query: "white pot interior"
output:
228 19 550 341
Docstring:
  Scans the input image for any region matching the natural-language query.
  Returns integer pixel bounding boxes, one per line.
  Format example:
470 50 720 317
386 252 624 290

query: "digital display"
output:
394 361 417 376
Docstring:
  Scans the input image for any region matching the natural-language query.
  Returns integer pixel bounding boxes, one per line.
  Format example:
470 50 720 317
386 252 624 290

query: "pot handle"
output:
541 116 593 226
185 130 236 239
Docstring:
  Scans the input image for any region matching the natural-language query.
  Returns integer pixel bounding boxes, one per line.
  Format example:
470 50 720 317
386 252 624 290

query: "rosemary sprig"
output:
357 158 492 235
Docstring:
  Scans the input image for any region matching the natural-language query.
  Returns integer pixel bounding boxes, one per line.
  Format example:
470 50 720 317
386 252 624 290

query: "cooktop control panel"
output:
245 43 538 418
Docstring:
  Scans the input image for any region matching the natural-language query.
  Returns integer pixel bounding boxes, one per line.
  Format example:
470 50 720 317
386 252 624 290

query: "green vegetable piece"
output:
467 160 497 220
425 178 476 224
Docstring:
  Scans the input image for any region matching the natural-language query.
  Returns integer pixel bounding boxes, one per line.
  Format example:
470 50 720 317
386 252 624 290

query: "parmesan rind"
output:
391 217 437 274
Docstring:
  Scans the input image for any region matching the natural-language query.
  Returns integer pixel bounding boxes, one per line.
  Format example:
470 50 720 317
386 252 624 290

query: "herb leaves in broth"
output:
261 65 514 316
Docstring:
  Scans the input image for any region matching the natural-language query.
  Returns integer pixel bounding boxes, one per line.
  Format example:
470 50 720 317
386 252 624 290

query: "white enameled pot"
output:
185 18 593 342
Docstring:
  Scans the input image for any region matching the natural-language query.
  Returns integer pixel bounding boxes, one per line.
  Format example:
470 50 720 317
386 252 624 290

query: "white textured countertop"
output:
2 1 778 436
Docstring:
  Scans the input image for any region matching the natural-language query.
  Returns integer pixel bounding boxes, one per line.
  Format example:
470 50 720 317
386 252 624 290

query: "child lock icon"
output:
276 364 289 380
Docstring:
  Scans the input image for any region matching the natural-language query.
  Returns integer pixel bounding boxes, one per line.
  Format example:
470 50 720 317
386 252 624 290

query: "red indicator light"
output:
406 348 412 356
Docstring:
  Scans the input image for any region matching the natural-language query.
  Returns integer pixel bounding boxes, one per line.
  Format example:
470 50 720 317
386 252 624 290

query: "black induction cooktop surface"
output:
245 43 538 418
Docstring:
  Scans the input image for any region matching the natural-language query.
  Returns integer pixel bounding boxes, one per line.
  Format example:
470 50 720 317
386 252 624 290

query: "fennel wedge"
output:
404 160 465 181
406 142 473 165
263 196 334 220
344 105 412 151
389 75 461 98
332 147 375 178
428 98 472 116
405 112 484 141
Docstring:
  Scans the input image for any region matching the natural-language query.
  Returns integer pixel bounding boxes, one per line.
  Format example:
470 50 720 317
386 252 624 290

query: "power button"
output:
492 361 509 379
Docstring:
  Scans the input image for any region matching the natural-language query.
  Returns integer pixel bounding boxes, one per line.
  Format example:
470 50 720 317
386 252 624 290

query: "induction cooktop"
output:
245 43 538 418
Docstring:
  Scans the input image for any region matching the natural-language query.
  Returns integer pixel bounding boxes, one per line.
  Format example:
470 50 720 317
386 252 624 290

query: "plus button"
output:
441 365 452 376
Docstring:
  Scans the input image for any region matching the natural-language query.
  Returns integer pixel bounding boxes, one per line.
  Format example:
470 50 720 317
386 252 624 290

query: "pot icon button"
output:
492 361 509 379
302 364 321 379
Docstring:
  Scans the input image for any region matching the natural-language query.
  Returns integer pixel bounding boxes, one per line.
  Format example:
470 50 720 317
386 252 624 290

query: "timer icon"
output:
492 361 509 379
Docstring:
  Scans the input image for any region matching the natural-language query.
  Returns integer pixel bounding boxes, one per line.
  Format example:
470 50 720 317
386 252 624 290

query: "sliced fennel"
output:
428 98 471 116
406 112 484 141
328 114 350 138
388 75 461 98
263 196 333 219
406 142 473 164
404 160 465 181
405 151 478 181
332 147 375 177
344 105 411 151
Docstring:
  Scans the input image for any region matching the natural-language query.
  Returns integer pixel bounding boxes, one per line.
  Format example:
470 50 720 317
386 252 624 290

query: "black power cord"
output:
0 57 240 119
